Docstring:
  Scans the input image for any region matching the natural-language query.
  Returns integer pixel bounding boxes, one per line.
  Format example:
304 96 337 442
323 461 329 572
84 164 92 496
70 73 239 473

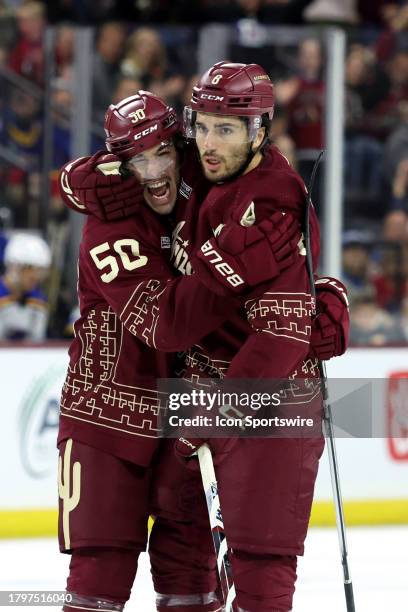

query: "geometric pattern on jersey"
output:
61 307 164 437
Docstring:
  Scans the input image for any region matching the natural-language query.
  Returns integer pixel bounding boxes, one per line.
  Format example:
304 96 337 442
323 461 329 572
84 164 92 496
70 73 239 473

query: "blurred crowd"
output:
0 0 407 345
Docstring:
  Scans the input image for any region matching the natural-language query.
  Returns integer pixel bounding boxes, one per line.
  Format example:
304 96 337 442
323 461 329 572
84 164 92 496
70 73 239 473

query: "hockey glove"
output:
174 436 237 470
59 150 144 221
192 210 303 296
310 277 350 361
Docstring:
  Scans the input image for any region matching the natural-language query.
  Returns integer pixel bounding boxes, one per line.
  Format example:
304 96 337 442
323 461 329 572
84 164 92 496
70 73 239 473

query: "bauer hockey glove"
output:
310 277 350 361
59 150 144 221
192 210 303 297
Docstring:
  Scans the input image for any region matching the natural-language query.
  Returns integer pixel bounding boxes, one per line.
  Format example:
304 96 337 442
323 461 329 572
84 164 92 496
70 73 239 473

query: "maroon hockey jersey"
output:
58 151 236 465
129 145 320 382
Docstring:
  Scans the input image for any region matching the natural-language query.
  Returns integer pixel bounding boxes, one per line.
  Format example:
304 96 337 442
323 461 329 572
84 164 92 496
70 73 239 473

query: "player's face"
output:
12 265 48 292
126 141 179 215
195 113 252 182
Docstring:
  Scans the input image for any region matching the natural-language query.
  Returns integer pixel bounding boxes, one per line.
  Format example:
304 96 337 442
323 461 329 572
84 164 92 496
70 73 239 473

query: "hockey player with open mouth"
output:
58 65 349 612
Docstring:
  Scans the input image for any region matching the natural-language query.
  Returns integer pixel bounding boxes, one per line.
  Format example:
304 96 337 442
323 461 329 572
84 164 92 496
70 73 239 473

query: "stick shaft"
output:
197 445 236 611
305 153 356 611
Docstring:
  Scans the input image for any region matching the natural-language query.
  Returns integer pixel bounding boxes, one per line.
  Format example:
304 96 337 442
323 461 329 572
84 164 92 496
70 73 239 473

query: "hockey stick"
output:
304 152 356 612
197 444 236 612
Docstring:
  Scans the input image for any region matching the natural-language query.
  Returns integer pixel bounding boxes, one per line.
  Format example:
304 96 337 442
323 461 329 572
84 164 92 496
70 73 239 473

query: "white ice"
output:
0 527 407 611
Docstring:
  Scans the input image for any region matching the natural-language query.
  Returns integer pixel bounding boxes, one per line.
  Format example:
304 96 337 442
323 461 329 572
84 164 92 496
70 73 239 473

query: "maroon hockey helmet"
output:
184 62 275 140
191 61 274 117
104 91 179 160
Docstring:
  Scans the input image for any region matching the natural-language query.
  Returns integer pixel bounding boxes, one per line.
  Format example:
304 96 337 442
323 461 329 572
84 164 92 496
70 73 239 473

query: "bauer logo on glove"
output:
200 239 245 290
192 205 304 296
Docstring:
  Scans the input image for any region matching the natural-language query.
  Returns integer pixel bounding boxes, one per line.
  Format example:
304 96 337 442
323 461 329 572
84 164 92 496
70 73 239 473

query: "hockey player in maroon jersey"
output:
146 63 322 611
58 90 320 612
176 62 350 612
58 93 236 612
173 63 349 611
62 79 350 609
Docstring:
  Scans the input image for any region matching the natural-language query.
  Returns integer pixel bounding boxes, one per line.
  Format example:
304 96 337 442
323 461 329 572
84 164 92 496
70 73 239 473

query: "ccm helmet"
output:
104 91 179 160
184 61 275 139
4 233 51 268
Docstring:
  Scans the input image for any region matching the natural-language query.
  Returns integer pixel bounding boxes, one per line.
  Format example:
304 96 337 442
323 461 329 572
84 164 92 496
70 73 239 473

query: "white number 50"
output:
90 239 148 283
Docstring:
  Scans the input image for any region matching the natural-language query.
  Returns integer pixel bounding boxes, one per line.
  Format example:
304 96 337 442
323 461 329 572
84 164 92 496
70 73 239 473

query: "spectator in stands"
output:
112 76 142 104
92 21 127 123
350 295 404 345
372 244 407 312
269 106 297 169
344 44 387 202
357 0 399 28
50 75 102 203
0 88 42 226
0 233 51 341
278 38 324 150
51 76 73 170
345 44 390 127
384 99 408 208
121 27 166 83
275 37 324 206
372 49 408 139
342 230 376 305
0 88 41 169
121 27 186 109
371 213 408 312
383 209 408 242
55 24 75 76
376 3 408 63
0 0 17 56
8 1 46 86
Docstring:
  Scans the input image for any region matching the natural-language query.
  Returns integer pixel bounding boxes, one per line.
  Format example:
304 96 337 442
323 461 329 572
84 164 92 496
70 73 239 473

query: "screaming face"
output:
126 141 179 215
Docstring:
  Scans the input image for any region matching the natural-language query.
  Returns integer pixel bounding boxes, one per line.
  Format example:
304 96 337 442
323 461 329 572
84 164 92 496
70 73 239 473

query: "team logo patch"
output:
240 201 256 227
179 179 192 199
161 235 171 249
387 372 408 461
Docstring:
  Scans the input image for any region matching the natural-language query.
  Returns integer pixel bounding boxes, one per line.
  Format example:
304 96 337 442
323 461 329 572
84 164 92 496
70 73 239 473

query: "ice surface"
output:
0 526 406 611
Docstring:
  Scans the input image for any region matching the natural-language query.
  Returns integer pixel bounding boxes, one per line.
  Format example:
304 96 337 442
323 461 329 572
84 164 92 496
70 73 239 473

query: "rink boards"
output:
0 345 407 537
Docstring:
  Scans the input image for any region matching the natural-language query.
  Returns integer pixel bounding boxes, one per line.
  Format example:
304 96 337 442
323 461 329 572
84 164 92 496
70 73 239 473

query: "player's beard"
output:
200 141 253 183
